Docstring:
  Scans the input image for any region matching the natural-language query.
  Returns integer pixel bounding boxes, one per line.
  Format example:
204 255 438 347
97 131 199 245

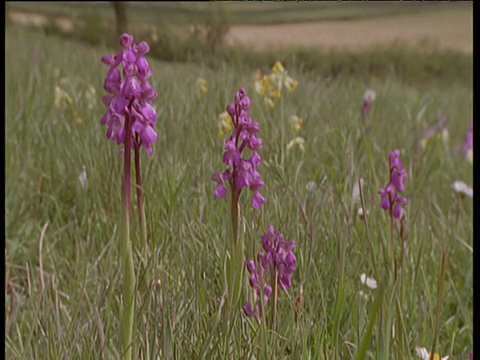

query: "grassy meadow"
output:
5 15 473 360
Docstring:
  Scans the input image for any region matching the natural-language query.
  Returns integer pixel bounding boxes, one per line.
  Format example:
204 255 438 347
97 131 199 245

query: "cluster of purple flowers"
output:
243 225 296 320
101 33 158 155
378 149 408 218
212 88 265 209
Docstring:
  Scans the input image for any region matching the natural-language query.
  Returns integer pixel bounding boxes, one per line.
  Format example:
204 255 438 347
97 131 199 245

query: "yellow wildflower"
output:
54 84 83 124
270 85 282 99
217 111 232 137
271 61 284 74
267 72 282 96
73 110 83 125
85 84 97 110
289 115 303 133
254 60 297 110
287 137 305 152
287 79 298 92
264 97 275 109
269 60 297 95
255 74 270 98
54 85 73 108
196 77 208 100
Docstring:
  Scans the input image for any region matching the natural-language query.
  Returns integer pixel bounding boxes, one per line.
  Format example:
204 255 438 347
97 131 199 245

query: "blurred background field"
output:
6 1 472 25
6 2 472 83
5 2 472 359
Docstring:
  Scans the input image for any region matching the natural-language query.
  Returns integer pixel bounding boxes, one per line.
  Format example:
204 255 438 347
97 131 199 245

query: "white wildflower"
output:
415 346 449 360
363 89 376 103
78 165 87 188
306 181 317 197
360 273 377 289
357 207 369 219
452 181 473 198
352 178 364 205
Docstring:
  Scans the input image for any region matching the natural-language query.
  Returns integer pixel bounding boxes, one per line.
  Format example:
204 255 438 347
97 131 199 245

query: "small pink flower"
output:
452 180 473 198
378 149 408 218
361 89 376 118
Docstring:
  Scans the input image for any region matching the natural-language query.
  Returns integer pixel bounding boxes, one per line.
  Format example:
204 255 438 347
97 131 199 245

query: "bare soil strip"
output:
226 8 472 54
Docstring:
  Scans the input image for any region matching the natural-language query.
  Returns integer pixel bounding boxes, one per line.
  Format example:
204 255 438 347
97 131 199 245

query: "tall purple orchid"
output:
101 33 156 248
212 88 265 209
212 89 266 351
212 88 265 251
100 33 157 360
378 149 408 219
101 33 158 155
243 225 297 322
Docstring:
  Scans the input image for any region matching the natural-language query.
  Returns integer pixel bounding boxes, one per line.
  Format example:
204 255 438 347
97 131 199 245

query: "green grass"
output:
5 25 472 359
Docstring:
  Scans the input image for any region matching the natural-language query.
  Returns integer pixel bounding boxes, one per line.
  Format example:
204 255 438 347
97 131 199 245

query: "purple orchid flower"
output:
101 33 157 155
243 225 296 321
212 88 265 209
378 149 408 218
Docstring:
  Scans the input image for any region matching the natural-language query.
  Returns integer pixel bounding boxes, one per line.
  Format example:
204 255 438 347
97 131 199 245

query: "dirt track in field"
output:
226 8 473 54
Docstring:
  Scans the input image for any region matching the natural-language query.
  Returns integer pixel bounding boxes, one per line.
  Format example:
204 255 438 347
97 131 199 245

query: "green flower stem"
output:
270 268 278 331
430 250 447 360
121 114 135 360
121 209 135 360
230 188 239 251
224 186 244 357
134 142 147 249
134 142 150 291
388 195 394 276
280 96 285 161
398 226 406 355
229 184 243 309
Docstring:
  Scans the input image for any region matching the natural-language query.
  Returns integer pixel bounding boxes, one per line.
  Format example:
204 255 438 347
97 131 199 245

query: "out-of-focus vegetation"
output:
6 2 472 90
7 1 469 25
